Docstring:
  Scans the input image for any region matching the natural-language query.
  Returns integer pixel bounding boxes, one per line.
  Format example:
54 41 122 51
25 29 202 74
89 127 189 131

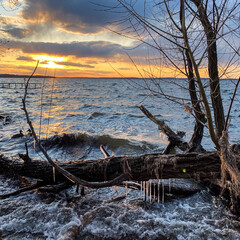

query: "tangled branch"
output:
21 63 129 189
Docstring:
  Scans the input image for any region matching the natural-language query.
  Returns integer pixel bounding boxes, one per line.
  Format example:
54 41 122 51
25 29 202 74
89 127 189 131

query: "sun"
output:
45 61 64 69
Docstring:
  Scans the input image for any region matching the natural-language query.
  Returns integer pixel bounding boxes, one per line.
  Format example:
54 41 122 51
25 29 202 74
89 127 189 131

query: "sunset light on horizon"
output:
0 0 239 78
0 0 152 78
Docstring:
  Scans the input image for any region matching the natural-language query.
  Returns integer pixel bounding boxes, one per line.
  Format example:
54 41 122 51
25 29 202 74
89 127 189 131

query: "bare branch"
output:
224 77 240 131
22 63 129 189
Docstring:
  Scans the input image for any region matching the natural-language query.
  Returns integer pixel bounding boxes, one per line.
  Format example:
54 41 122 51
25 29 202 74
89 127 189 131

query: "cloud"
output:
0 16 31 39
21 0 118 34
118 67 131 70
9 40 123 58
16 56 34 61
3 27 30 39
56 61 94 68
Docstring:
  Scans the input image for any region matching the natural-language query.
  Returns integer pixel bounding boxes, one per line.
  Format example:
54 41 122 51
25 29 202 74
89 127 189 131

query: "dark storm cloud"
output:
9 40 123 58
0 16 30 39
3 27 30 39
0 19 31 39
57 61 94 68
16 56 34 61
21 0 119 34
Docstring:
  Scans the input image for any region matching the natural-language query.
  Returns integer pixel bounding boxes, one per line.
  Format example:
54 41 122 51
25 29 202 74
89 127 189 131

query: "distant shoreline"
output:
0 74 55 78
0 74 237 80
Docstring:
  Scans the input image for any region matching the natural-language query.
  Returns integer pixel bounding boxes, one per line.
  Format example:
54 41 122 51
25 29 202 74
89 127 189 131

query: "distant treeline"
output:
0 74 55 78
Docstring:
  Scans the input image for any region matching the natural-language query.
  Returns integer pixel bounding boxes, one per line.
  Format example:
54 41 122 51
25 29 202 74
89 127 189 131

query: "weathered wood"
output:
0 181 44 199
140 105 189 152
38 181 73 193
100 144 110 158
219 131 240 214
0 151 221 185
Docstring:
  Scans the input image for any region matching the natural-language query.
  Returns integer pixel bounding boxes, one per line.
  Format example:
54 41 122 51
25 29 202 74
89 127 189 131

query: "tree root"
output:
0 181 44 199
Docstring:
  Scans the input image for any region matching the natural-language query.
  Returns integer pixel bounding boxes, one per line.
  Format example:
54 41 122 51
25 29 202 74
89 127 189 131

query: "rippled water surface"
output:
1 77 240 239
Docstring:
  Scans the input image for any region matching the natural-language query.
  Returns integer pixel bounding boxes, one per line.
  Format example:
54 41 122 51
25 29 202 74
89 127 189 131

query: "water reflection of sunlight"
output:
33 121 69 138
29 78 85 138
36 106 65 120
33 105 70 138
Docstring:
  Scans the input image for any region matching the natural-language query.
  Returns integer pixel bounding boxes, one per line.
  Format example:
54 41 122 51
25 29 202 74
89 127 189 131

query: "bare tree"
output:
112 0 239 149
108 0 240 212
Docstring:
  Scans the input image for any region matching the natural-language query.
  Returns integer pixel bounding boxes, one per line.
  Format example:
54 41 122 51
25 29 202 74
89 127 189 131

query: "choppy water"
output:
1 77 240 239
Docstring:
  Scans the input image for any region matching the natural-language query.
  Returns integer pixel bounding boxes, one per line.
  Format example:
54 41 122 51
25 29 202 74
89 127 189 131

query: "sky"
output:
0 0 152 78
0 0 239 78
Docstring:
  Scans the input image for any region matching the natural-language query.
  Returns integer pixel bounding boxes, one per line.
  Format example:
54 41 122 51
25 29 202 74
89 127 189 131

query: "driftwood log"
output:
139 105 190 153
0 151 221 185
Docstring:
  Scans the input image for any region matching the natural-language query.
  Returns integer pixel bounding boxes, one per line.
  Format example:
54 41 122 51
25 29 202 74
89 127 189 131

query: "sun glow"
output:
31 55 66 69
45 61 64 69
31 55 66 62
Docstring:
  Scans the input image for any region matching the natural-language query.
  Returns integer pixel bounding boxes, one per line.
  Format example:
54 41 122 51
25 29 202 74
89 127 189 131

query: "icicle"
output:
162 179 164 203
142 181 145 201
33 137 36 153
169 179 171 193
140 181 143 198
158 179 160 203
146 181 149 202
52 166 55 183
144 181 146 202
76 184 79 193
153 181 156 202
150 179 152 203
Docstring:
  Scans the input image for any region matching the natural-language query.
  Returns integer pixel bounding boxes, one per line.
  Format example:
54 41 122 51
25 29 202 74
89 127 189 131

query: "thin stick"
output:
39 67 48 140
100 144 110 158
140 105 189 151
224 77 240 131
0 182 44 199
46 76 55 140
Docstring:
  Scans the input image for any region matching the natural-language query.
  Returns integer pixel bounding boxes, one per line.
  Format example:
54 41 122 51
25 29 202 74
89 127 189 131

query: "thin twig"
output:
100 144 110 158
224 77 240 131
139 105 189 151
0 181 44 199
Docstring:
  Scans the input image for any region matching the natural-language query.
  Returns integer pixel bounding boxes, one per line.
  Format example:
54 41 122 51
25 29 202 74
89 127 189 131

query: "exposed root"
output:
219 130 240 214
0 181 44 199
38 181 73 193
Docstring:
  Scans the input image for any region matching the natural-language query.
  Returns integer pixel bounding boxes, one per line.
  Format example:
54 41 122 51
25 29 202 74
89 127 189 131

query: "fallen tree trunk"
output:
0 151 221 185
139 105 190 153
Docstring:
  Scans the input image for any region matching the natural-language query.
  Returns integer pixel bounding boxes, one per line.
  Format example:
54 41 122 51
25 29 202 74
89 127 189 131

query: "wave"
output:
88 112 106 119
41 133 158 159
43 133 140 149
0 112 12 125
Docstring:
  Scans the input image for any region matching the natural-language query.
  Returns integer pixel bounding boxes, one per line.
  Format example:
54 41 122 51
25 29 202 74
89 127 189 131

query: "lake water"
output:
0 77 240 239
